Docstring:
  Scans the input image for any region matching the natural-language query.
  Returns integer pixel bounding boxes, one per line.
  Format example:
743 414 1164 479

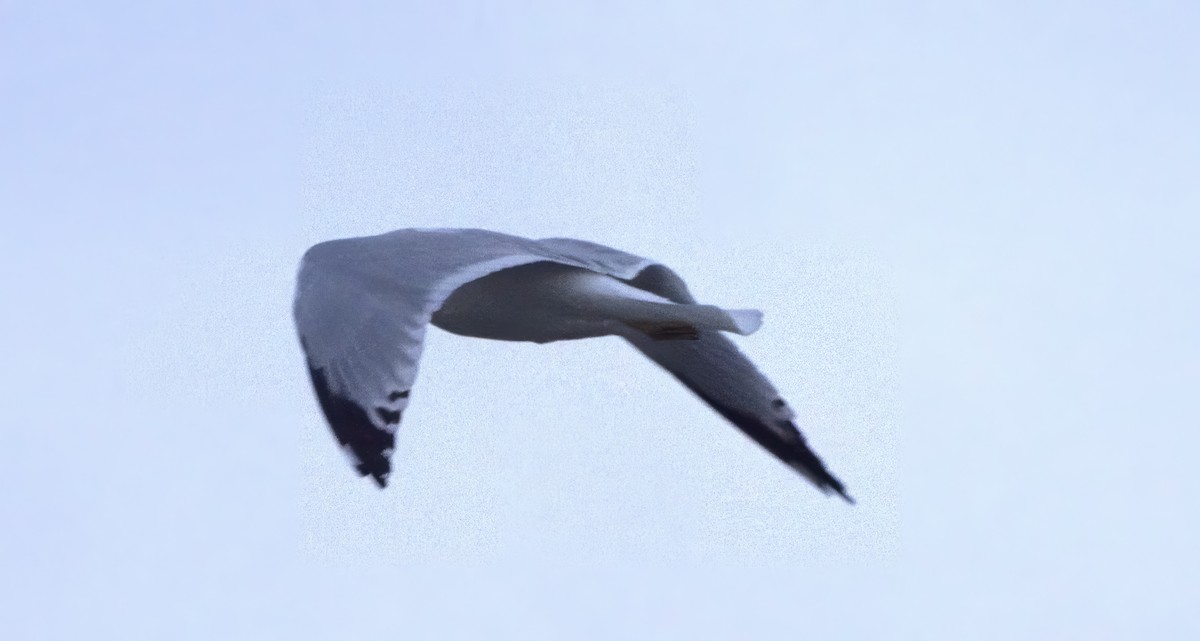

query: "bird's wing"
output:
294 229 657 486
294 256 432 488
620 266 853 502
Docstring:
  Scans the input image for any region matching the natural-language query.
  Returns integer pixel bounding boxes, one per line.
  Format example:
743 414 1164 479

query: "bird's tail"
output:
624 305 763 340
722 308 764 335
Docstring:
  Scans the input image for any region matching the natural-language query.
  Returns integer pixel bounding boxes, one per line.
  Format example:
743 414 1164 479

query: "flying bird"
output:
294 228 853 503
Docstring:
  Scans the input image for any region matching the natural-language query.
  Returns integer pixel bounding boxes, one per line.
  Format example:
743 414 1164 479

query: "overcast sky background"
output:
3 1 1198 639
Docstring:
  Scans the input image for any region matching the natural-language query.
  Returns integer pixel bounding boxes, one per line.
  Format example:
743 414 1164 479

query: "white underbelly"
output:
429 262 628 343
429 260 752 343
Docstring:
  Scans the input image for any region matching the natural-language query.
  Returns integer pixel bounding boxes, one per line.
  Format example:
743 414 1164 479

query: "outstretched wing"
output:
294 229 660 487
294 261 428 487
622 266 853 502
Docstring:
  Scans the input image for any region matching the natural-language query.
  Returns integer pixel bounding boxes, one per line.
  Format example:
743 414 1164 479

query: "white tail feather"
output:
723 308 763 335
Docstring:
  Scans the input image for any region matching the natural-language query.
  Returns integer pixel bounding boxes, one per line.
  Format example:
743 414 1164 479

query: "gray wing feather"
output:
621 266 853 502
294 228 658 486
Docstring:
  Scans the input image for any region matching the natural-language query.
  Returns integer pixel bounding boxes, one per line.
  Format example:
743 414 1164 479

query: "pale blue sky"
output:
2 2 1197 639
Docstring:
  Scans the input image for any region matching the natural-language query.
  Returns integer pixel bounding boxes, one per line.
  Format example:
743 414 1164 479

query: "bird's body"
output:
294 228 853 502
431 261 760 343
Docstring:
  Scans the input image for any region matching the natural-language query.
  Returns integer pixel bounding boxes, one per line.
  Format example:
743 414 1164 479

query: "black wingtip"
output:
794 462 856 505
678 381 854 504
825 481 856 505
791 441 855 506
807 460 854 504
307 365 396 488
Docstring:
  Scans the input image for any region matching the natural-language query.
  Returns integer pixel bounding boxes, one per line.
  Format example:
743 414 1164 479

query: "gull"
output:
294 228 853 503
